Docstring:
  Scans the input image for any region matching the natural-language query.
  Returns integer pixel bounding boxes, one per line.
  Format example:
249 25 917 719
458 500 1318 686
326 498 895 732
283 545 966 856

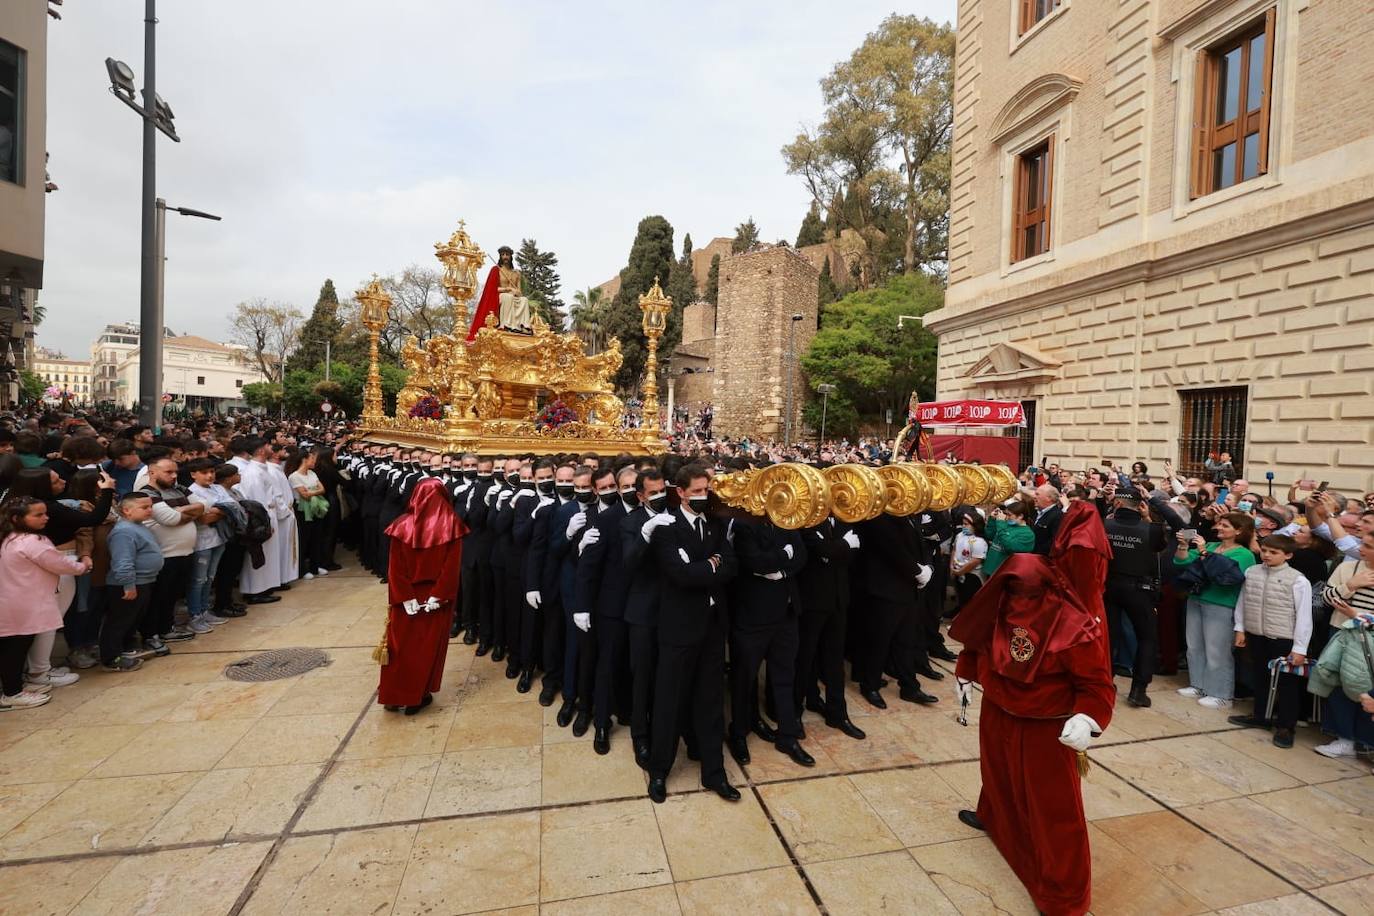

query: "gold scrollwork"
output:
823 464 887 523
953 464 992 506
918 463 964 511
876 464 933 517
754 464 831 530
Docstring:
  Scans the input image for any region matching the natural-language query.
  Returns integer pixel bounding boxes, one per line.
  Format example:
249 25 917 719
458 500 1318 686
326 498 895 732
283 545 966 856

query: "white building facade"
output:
114 334 267 414
32 346 91 403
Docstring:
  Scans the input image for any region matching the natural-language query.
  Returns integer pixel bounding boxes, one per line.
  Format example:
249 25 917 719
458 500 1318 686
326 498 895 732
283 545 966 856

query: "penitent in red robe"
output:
1051 500 1114 668
379 479 467 707
951 553 1115 916
466 265 504 341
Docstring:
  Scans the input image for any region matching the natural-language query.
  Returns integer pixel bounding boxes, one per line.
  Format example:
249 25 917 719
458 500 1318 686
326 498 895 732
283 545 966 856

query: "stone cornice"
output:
988 72 1084 145
926 195 1374 335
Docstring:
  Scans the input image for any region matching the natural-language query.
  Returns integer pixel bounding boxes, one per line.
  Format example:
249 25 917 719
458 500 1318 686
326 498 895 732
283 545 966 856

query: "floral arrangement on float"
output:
407 395 443 420
535 399 576 431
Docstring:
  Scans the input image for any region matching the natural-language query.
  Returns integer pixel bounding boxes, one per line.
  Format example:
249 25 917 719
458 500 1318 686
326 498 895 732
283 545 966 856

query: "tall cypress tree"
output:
665 231 697 315
516 239 564 329
288 279 344 373
603 216 677 391
704 254 721 306
796 201 825 247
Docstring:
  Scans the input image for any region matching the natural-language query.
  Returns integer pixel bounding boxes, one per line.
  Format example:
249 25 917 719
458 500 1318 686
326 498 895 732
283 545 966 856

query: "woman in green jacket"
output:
982 500 1037 577
1173 512 1256 709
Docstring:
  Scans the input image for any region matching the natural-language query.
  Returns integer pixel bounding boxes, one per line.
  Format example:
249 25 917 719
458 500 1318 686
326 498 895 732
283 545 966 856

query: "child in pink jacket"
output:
0 497 91 710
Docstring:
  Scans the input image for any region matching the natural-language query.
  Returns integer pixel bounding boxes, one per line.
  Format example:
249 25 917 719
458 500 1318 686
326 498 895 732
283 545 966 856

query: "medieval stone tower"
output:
703 246 820 440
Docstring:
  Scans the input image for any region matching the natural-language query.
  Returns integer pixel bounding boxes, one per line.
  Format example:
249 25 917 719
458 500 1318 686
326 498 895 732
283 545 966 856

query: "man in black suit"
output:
525 462 577 705
512 458 556 693
726 516 813 769
622 468 667 769
546 467 599 730
448 452 479 640
574 465 638 754
487 457 522 666
647 466 739 804
463 456 498 654
852 512 939 709
501 460 539 679
797 515 865 740
1031 485 1064 555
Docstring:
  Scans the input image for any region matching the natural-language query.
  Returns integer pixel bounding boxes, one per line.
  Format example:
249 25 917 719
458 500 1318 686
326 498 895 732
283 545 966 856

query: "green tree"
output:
799 272 941 435
795 201 826 247
19 369 45 403
818 256 840 310
731 217 761 254
703 254 721 306
287 279 344 374
665 230 697 314
570 286 610 354
240 381 284 411
604 215 677 391
516 239 565 329
782 15 954 282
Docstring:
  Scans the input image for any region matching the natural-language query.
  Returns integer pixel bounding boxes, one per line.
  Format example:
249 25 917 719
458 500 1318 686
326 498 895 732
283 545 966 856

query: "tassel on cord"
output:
1076 750 1091 778
371 614 390 666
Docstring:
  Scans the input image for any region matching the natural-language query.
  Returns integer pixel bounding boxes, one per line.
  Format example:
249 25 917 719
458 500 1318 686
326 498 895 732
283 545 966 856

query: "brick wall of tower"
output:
711 247 820 441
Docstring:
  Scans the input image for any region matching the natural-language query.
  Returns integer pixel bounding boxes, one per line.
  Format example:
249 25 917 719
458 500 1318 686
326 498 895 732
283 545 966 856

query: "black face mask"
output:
505 472 521 486
620 490 638 509
688 496 710 515
477 471 493 480
556 483 575 499
574 489 596 505
537 480 556 495
597 491 618 508
519 480 536 491
462 469 478 481
647 493 668 513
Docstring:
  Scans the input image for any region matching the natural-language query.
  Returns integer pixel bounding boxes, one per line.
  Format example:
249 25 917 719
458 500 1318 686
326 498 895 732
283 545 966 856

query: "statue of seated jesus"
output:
467 245 532 339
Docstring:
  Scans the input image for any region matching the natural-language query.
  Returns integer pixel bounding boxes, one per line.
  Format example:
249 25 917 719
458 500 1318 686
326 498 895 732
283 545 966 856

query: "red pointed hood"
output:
385 477 467 548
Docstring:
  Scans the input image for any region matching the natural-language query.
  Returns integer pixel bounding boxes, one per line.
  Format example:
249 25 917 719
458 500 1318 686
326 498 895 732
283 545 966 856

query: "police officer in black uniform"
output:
1103 490 1166 707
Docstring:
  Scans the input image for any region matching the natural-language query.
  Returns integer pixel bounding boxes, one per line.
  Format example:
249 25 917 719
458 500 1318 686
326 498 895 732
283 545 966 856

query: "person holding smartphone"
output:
1173 513 1257 708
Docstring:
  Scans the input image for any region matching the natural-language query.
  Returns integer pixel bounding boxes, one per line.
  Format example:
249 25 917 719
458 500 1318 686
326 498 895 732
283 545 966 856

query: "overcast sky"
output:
38 0 957 357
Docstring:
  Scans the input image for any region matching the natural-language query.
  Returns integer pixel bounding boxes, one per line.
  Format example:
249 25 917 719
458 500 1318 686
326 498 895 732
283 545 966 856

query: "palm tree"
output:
570 287 607 354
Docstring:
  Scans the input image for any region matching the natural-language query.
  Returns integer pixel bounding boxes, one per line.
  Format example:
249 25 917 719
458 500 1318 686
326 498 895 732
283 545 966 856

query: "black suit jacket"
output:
1032 503 1063 555
798 517 857 615
524 496 567 599
729 518 806 629
652 508 737 647
573 501 631 618
621 506 661 627
856 513 929 607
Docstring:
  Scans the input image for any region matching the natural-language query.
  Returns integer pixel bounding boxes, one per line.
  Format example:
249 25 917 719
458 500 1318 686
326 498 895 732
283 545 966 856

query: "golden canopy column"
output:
434 221 484 421
638 276 671 432
357 276 392 423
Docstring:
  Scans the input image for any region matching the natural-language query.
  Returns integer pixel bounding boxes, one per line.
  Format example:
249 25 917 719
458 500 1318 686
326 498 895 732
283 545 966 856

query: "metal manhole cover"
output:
224 647 332 681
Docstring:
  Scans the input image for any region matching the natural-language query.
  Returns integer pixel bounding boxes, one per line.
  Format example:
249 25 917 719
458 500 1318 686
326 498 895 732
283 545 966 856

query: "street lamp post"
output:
784 313 803 448
817 382 836 449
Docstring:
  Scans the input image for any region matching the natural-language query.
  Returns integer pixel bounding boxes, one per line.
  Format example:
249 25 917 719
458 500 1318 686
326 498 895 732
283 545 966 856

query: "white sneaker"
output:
23 682 51 695
203 613 230 626
315 568 329 577
0 690 52 710
302 572 314 580
1198 696 1231 709
1314 738 1357 759
26 669 80 688
187 617 214 635
1177 686 1204 698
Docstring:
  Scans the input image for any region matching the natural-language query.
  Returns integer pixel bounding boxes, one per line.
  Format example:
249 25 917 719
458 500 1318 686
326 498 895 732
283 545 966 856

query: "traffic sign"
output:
321 401 333 413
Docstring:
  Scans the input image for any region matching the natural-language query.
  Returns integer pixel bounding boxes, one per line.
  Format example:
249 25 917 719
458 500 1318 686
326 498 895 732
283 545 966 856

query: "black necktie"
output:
695 517 705 542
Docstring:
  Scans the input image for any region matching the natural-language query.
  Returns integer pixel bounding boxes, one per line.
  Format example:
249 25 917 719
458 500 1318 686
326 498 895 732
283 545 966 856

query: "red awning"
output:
916 399 1026 427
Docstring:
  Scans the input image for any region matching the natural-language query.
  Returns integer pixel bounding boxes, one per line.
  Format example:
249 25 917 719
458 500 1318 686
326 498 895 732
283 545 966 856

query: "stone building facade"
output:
32 347 92 403
927 0 1374 491
672 246 819 440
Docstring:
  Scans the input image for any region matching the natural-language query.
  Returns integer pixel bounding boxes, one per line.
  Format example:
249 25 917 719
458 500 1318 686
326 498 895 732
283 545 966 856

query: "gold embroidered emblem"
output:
1009 626 1035 663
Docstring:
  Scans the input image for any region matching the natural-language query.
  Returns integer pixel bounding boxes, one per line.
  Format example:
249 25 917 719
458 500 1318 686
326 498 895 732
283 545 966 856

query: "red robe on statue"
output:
467 265 504 341
950 553 1115 916
378 478 467 707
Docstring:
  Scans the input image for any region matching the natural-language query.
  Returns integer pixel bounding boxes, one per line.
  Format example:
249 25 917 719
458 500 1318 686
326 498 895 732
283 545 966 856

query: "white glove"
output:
782 544 794 560
955 678 972 706
513 488 533 502
403 598 420 615
842 530 860 550
641 513 675 542
421 596 442 612
566 512 588 539
573 612 591 632
1058 713 1102 752
915 564 933 588
755 571 784 581
525 590 542 609
578 527 600 555
484 486 498 506
496 489 512 508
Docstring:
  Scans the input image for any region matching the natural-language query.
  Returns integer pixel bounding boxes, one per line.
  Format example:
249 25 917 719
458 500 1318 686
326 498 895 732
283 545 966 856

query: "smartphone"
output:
1317 481 1329 492
1179 528 1199 542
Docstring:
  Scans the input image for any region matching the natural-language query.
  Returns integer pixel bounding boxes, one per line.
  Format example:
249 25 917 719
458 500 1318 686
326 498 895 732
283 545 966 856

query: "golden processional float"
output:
354 221 669 456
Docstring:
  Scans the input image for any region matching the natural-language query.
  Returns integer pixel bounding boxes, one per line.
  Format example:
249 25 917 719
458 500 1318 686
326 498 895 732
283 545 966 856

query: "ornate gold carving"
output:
639 277 671 431
876 464 933 517
357 276 392 423
918 463 964 511
953 464 993 506
823 463 887 523
984 464 1019 503
752 463 831 530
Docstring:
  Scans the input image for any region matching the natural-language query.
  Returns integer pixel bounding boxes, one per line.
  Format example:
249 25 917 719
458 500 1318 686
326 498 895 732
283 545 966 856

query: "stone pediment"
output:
989 73 1083 145
966 341 1061 386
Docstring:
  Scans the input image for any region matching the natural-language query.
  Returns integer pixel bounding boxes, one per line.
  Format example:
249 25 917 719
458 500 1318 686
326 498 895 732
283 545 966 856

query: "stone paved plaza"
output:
1 559 1371 916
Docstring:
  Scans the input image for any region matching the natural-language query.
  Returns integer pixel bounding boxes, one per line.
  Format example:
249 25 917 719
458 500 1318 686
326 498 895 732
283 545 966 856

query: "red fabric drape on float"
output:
467 265 504 341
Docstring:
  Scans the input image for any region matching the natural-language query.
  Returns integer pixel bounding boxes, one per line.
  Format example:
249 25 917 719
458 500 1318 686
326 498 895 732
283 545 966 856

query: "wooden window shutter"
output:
1020 0 1033 35
1189 52 1212 200
1257 7 1277 174
1043 137 1055 251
